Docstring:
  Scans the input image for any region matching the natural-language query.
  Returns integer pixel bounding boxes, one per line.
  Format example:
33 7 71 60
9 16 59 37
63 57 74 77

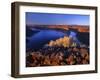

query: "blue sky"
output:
26 12 89 25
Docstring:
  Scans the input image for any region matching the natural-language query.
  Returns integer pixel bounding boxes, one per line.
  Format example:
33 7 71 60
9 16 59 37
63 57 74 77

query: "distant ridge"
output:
26 24 89 33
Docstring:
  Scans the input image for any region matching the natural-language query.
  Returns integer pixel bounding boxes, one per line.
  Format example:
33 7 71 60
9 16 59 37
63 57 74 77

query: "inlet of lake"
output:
26 29 89 51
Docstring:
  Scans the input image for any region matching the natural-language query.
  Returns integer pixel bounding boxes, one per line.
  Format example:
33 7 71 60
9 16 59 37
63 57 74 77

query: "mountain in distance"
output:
26 24 89 33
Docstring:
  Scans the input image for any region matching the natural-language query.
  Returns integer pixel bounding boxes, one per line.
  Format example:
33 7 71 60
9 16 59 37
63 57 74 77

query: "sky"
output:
26 12 90 26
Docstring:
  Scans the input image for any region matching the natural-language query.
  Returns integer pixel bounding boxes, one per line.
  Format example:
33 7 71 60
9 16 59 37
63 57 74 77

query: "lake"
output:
26 28 89 52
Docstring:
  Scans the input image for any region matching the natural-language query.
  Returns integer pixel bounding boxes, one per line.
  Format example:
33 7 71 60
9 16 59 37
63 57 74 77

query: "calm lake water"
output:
26 29 89 51
26 30 67 51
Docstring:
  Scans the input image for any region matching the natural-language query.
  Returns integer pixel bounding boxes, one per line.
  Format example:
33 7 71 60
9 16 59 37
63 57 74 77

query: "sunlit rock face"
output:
47 36 72 47
47 31 81 48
